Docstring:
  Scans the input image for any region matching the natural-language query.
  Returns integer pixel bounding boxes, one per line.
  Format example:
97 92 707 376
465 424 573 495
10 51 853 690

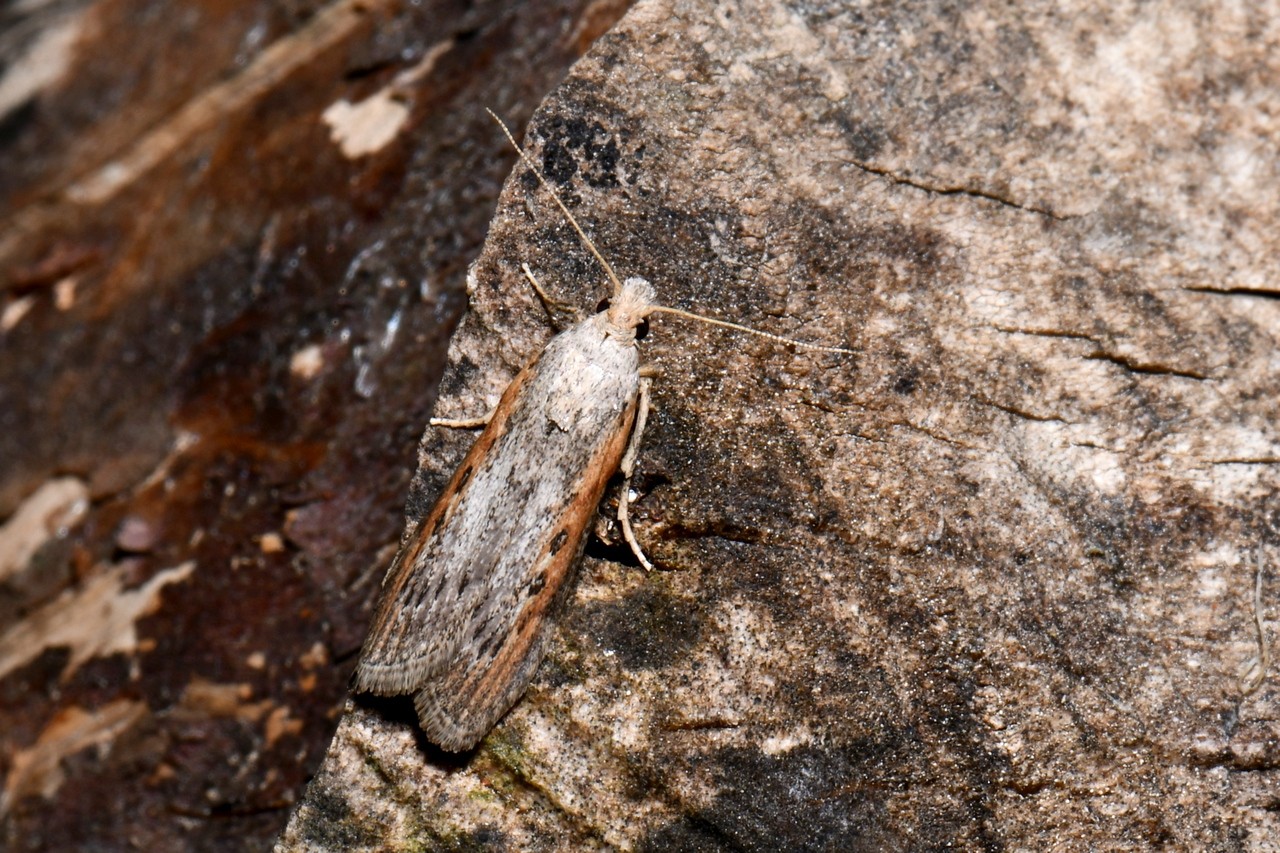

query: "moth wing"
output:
352 363 543 696
412 388 640 752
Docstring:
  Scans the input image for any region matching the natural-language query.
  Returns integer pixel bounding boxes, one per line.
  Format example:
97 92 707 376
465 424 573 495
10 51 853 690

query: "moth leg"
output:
522 263 584 328
619 376 654 571
430 413 492 429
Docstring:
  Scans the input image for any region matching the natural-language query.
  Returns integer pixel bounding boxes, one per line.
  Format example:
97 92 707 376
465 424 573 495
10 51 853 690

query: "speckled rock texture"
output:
279 0 1280 850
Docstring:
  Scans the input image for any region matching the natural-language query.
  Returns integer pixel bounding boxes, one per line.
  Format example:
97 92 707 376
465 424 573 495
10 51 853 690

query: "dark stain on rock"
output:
1070 491 1214 596
577 585 704 670
835 113 889 161
892 365 920 395
292 784 382 852
859 220 948 274
532 114 622 190
533 647 586 691
437 354 481 402
637 745 919 852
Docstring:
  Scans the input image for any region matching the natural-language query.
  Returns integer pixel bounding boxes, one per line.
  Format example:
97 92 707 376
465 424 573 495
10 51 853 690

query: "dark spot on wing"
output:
457 465 473 490
476 631 501 661
550 529 568 555
527 572 547 597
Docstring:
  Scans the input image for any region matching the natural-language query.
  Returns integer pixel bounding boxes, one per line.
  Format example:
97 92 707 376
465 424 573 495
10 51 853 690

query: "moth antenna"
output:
487 108 625 299
649 306 856 355
489 109 853 355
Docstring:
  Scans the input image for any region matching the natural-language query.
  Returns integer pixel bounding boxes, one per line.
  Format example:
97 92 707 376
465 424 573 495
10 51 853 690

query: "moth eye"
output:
635 319 649 340
596 298 611 313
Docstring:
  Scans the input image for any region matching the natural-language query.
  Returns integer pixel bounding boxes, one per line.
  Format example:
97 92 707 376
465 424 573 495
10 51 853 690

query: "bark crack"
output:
886 419 975 449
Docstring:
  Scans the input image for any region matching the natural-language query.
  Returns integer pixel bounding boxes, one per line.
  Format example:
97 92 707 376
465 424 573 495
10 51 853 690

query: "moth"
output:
353 111 851 752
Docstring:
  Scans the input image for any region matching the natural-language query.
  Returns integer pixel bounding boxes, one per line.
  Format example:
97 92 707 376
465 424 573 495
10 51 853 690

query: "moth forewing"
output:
351 362 541 696
353 292 650 751
413 387 642 751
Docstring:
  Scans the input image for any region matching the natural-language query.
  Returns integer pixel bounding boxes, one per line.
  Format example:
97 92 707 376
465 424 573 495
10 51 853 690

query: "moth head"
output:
601 276 657 342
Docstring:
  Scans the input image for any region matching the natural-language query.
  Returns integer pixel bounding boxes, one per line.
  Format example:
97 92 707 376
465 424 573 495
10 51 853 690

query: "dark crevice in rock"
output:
1182 285 1280 301
840 156 1076 222
1082 350 1210 381
974 395 1070 424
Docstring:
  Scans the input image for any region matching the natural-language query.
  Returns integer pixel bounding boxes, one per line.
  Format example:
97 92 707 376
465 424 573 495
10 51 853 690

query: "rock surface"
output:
281 0 1280 849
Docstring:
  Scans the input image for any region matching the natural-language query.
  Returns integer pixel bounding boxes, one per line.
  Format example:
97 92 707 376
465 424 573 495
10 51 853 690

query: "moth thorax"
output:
606 276 657 339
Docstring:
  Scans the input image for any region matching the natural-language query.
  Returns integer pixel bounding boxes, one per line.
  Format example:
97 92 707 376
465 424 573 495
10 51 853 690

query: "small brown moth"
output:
353 110 852 752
